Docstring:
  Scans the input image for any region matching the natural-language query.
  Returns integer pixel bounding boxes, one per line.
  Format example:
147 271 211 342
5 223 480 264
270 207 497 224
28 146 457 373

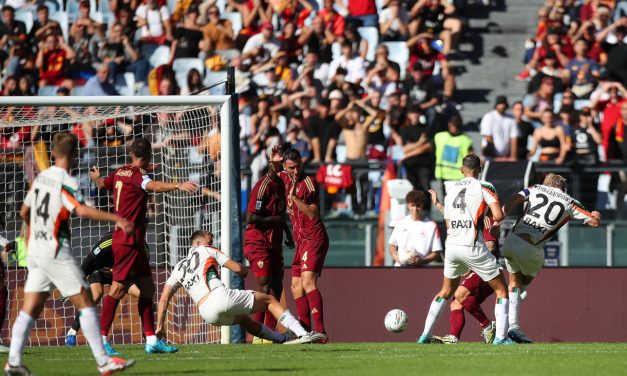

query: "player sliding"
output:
417 154 514 345
64 232 146 347
279 148 329 342
429 189 499 344
89 138 198 355
156 230 319 344
501 173 600 343
5 133 135 376
244 146 294 342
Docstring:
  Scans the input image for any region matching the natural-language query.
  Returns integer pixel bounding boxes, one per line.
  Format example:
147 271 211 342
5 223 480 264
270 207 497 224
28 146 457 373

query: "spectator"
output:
202 5 237 57
173 5 203 59
335 98 378 217
364 59 399 110
395 104 434 199
528 109 568 164
564 38 600 98
297 51 330 86
118 6 138 39
344 0 378 27
388 189 442 267
523 77 559 123
136 0 174 44
100 22 150 85
512 100 535 160
241 21 280 64
229 0 273 50
4 40 33 77
409 0 462 55
328 40 366 85
379 0 409 42
597 20 627 86
407 33 454 100
0 5 26 67
573 106 602 165
306 98 341 163
590 81 627 160
278 21 302 65
433 115 473 184
527 51 564 94
36 33 76 88
1 75 18 96
28 5 62 51
317 0 345 38
181 68 203 95
367 43 400 75
276 0 313 29
342 23 368 61
82 64 119 96
68 17 100 81
70 0 104 40
286 124 311 164
158 75 179 95
298 16 335 64
480 95 519 161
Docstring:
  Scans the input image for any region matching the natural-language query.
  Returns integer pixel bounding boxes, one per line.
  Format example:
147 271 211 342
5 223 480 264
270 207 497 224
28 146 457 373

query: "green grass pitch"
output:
16 343 627 375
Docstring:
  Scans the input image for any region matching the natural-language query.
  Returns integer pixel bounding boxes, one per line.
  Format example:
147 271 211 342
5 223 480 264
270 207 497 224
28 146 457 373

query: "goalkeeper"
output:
64 232 146 347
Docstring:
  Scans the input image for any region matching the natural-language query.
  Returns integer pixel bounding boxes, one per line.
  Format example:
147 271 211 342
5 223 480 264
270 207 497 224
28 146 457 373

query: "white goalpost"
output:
0 94 238 346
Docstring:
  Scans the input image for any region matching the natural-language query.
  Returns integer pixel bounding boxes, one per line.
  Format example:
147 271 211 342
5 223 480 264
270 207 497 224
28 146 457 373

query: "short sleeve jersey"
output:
388 216 443 257
244 175 286 250
280 172 328 243
103 165 152 246
444 177 498 247
24 166 83 259
165 245 230 305
513 184 594 246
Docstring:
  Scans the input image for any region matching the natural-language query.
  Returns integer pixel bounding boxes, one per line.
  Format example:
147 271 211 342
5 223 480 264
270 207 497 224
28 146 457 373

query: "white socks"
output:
79 307 110 367
509 287 521 331
279 310 307 337
495 298 509 340
146 335 158 345
422 297 446 337
257 324 286 343
67 328 77 336
8 311 35 367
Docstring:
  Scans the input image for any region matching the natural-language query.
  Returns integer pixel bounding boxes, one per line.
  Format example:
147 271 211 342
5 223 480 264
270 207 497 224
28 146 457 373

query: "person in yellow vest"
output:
434 115 474 191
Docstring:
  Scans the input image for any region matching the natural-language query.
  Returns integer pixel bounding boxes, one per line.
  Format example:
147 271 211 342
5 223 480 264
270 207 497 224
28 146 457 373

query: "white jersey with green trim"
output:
512 184 594 247
23 166 83 259
166 245 231 305
444 177 499 247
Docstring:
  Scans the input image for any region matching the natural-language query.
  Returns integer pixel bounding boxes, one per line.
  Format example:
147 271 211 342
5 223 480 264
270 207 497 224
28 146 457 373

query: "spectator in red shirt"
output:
407 33 455 99
343 0 377 27
36 33 76 88
317 0 345 37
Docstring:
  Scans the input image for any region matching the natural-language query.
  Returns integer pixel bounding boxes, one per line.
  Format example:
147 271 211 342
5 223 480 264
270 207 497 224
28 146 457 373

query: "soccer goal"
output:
0 93 239 346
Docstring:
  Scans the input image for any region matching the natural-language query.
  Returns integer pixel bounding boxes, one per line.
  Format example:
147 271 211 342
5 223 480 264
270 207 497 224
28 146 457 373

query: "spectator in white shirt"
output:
379 0 409 41
328 40 366 85
136 0 173 44
241 21 280 64
389 190 443 267
480 95 519 161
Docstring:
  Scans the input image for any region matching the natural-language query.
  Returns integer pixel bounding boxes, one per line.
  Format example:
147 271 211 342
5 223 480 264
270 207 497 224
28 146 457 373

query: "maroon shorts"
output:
112 243 152 282
244 243 284 277
291 237 329 277
460 272 494 304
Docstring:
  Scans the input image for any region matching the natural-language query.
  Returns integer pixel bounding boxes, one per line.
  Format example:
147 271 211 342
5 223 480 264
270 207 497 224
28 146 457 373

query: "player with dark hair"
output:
6 132 135 375
417 154 513 345
89 137 198 355
64 232 165 347
502 173 600 343
244 146 294 342
278 147 329 343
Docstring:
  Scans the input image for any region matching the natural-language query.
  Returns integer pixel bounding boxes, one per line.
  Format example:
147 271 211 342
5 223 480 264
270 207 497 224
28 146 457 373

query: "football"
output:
384 309 408 333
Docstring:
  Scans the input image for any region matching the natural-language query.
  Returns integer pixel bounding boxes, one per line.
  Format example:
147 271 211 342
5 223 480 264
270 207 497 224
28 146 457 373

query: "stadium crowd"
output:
0 0 625 217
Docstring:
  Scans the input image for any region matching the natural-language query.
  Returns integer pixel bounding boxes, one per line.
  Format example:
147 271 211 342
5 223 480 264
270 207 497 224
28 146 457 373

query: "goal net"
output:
0 95 236 346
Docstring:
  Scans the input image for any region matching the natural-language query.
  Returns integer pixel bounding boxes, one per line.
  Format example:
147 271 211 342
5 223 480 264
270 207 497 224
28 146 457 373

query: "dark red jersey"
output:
245 174 286 250
280 171 328 243
104 165 151 246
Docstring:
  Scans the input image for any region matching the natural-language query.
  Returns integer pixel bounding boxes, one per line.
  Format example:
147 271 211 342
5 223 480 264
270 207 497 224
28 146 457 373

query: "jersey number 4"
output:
33 189 50 225
452 188 467 213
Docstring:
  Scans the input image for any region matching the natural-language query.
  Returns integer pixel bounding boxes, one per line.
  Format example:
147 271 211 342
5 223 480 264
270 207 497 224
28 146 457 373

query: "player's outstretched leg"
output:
418 277 458 344
508 272 534 343
437 300 464 344
66 311 82 347
5 292 46 376
100 290 122 355
136 277 177 354
456 286 495 344
251 292 318 344
291 277 311 332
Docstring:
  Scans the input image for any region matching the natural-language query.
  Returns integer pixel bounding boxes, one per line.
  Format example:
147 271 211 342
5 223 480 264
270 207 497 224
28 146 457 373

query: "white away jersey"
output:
166 245 230 305
24 166 83 259
513 184 594 246
444 177 499 247
388 216 442 262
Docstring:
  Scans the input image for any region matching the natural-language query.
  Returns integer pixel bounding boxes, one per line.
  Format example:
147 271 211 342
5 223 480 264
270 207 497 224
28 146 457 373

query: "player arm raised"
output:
428 189 444 214
288 181 319 220
145 180 199 194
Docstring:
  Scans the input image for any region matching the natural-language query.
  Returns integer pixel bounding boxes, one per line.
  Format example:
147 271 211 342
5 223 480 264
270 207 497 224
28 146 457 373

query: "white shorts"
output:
503 233 544 277
24 256 88 297
444 243 500 282
198 286 255 326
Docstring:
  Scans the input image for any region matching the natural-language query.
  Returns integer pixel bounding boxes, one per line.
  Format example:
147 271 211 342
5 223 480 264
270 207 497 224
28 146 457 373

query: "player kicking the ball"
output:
90 138 198 355
156 231 320 344
5 133 135 376
501 173 600 343
417 154 514 345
